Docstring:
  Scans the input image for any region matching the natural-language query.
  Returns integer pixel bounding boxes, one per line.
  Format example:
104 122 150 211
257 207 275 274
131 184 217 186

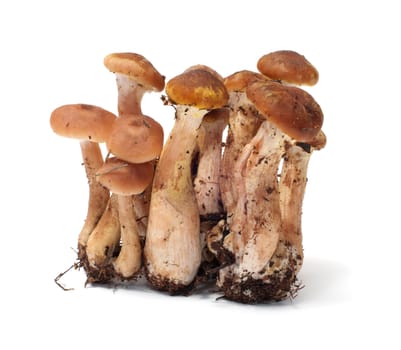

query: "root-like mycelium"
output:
51 50 326 304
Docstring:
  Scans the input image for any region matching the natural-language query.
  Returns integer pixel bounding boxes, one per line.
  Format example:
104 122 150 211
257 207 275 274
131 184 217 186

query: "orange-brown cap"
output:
107 114 164 164
96 157 154 195
185 64 224 82
257 50 319 86
224 70 268 93
246 80 323 142
166 69 228 109
104 52 165 92
50 104 117 142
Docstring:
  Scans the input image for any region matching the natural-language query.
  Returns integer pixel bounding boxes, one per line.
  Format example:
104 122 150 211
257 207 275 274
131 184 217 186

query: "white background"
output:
1 0 400 349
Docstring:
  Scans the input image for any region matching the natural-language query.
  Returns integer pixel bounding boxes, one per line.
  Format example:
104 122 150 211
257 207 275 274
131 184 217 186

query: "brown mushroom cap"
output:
257 50 319 86
246 80 323 142
185 64 224 82
107 114 164 164
50 104 117 142
224 70 268 92
166 69 229 109
96 157 154 196
104 52 165 92
308 130 327 150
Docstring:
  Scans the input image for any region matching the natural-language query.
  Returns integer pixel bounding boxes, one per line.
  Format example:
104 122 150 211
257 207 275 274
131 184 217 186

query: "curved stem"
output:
113 195 142 278
145 106 206 289
77 140 110 253
220 92 261 219
85 194 120 268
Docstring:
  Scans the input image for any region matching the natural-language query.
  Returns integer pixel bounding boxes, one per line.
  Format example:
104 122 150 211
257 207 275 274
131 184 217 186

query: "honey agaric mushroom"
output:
144 69 228 293
104 52 165 116
96 157 154 279
217 80 323 303
107 114 164 164
49 104 117 258
257 50 319 86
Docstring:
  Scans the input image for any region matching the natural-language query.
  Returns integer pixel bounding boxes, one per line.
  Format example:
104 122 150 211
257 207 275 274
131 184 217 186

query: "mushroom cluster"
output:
51 50 326 303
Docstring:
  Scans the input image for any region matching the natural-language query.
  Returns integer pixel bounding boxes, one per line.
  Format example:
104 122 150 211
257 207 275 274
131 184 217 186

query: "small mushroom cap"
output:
107 114 164 164
96 157 154 196
104 52 165 92
246 80 323 142
50 104 117 142
308 130 327 150
166 69 229 109
257 50 319 86
224 70 268 92
201 108 229 126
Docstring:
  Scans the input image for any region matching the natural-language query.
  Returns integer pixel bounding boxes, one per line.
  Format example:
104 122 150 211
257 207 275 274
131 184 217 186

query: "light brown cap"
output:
50 104 117 142
246 80 323 142
224 70 269 92
166 69 228 109
107 114 164 164
96 157 154 195
257 50 319 86
104 52 165 92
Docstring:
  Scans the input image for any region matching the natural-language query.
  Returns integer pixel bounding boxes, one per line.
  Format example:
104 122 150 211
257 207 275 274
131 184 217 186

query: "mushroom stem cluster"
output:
51 50 326 304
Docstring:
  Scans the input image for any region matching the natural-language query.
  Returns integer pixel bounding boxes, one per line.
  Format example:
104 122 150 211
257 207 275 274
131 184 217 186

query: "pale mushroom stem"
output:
220 92 261 220
279 143 311 264
77 140 110 257
194 109 228 217
115 73 146 116
85 194 120 272
218 121 296 302
145 105 206 291
239 121 284 275
113 194 142 279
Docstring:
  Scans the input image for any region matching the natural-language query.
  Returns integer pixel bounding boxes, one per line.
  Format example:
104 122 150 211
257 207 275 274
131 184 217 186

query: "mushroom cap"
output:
308 130 327 150
166 69 229 109
185 64 224 82
50 104 117 142
107 114 164 164
257 50 319 86
224 70 268 92
246 80 323 142
104 52 165 92
201 108 229 127
96 157 154 196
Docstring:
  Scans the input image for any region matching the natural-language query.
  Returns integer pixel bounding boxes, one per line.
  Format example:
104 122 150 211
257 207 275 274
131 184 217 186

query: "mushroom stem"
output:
113 194 142 279
220 92 261 219
218 121 300 302
77 140 110 257
279 143 311 263
145 105 206 291
114 73 146 116
132 185 152 240
85 194 120 280
194 108 228 217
